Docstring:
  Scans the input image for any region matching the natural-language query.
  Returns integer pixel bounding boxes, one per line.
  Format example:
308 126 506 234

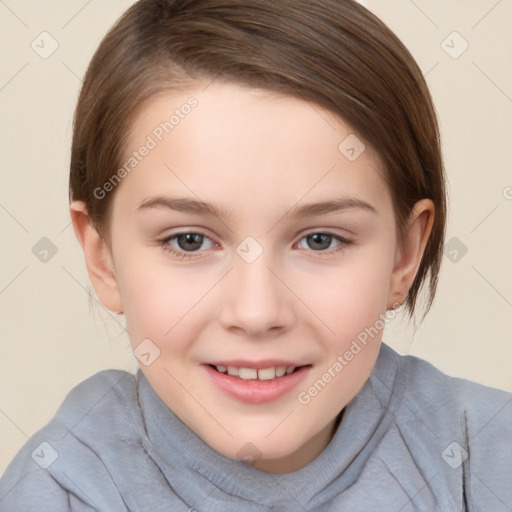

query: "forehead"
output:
116 82 392 218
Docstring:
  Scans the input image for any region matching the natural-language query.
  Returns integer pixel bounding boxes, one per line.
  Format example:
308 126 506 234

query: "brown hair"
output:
69 0 446 316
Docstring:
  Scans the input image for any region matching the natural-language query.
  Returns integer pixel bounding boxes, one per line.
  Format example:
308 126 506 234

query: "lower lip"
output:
202 365 311 404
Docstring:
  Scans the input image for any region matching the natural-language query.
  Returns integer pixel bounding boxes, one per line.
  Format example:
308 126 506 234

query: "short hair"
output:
69 0 446 316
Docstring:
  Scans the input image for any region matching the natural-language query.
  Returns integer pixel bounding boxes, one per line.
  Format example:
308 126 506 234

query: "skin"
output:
71 81 434 474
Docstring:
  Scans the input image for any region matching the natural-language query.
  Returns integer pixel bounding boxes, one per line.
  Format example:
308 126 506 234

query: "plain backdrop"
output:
1 0 511 474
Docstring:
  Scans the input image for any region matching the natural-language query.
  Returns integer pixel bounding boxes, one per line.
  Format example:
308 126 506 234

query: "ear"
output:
387 199 435 309
70 201 123 313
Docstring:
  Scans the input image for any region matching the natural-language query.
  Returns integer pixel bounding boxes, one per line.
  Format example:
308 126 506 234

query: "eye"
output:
296 232 351 252
158 232 216 256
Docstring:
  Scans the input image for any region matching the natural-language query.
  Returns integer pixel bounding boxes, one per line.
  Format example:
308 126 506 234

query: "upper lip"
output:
203 359 308 369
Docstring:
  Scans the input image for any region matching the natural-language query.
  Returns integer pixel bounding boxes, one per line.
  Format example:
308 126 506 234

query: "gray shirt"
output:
1 343 511 511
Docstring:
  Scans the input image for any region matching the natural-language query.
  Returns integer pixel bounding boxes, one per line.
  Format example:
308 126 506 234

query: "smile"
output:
203 362 312 404
210 364 297 381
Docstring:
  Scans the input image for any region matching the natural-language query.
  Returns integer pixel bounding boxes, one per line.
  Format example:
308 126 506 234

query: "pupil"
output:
178 233 203 251
308 233 331 250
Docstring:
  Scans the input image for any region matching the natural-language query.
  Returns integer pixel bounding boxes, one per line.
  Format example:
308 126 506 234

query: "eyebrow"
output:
137 195 377 219
285 198 378 218
137 196 232 218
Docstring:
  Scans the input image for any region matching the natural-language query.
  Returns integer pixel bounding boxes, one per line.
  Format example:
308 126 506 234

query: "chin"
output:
207 426 316 471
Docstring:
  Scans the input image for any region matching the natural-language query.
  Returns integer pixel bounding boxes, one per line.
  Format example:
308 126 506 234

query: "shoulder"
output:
378 343 512 441
395 346 512 427
377 344 512 510
0 369 139 511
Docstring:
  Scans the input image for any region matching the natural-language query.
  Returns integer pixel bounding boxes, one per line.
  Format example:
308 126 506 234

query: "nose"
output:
218 254 297 338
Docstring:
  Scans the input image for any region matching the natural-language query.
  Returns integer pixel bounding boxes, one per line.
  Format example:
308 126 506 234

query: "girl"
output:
1 0 510 510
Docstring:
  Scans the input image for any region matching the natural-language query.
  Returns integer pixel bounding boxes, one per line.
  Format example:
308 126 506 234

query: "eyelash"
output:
157 231 353 260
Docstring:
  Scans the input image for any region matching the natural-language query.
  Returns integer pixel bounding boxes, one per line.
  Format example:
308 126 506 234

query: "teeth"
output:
258 367 276 380
239 368 258 380
215 365 297 380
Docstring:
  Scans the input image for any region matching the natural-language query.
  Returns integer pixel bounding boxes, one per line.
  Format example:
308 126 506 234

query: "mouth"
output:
202 361 312 404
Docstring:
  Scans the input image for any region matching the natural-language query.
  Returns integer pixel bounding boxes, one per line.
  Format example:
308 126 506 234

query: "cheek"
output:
115 254 211 350
296 250 394 340
292 248 394 408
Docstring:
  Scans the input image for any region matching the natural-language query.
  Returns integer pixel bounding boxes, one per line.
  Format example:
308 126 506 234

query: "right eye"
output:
158 231 217 258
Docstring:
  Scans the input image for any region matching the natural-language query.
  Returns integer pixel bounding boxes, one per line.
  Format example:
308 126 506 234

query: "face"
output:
100 82 404 473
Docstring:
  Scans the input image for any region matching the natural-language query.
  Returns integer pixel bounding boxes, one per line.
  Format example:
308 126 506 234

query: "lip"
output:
202 363 311 404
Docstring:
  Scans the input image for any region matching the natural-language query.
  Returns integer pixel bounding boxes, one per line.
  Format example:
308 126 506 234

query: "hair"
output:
69 0 446 317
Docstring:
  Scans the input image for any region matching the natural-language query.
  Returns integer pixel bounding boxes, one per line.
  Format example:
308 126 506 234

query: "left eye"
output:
297 233 346 251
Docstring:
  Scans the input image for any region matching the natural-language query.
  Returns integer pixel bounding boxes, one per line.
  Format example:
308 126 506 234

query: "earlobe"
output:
70 201 123 313
387 199 435 309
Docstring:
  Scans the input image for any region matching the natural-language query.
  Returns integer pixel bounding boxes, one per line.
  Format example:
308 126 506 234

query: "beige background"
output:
1 0 511 474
